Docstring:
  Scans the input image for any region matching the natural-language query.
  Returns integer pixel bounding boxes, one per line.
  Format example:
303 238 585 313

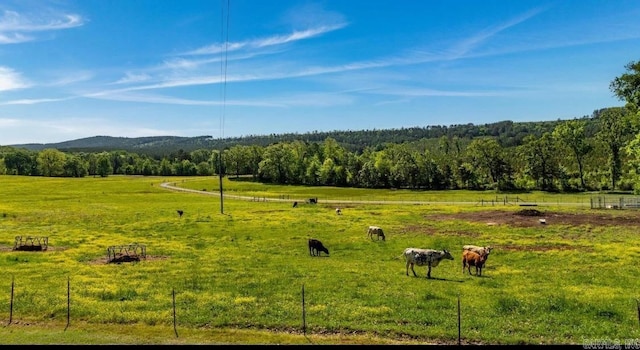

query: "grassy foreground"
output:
0 175 638 345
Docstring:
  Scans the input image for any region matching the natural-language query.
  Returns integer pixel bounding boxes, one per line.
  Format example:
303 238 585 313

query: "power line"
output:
218 0 230 214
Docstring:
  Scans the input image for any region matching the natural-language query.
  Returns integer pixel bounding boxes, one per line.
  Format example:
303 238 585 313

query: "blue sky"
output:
1 0 640 145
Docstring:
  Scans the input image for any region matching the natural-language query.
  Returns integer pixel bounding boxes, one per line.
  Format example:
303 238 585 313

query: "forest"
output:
1 60 639 193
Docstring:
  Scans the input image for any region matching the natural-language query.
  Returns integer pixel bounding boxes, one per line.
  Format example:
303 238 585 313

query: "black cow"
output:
177 210 184 218
308 239 329 256
308 198 318 204
293 201 298 208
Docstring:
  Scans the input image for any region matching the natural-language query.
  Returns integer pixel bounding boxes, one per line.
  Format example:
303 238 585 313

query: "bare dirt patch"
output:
425 209 640 228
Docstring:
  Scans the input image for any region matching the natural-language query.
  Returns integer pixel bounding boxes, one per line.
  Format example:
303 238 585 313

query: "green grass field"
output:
0 175 638 345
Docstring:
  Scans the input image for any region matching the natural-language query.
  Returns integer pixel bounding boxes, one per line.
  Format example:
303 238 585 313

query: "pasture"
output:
0 175 638 345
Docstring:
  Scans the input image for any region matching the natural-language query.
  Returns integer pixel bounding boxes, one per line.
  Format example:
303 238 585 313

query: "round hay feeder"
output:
107 244 146 263
13 236 48 251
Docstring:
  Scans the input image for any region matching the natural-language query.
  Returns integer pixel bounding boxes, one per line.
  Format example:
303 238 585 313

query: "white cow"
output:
367 226 385 241
402 248 454 279
463 245 493 257
336 208 342 215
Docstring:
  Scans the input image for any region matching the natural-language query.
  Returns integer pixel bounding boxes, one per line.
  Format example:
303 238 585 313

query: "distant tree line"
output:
1 59 639 193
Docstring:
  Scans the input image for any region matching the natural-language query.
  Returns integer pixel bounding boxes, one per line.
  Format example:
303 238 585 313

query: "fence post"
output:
457 294 461 345
302 284 306 336
65 276 70 331
9 276 14 325
637 299 639 327
173 288 178 338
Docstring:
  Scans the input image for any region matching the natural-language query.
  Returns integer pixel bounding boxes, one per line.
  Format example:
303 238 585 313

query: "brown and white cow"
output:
463 245 493 257
401 248 454 279
462 249 489 276
367 226 385 241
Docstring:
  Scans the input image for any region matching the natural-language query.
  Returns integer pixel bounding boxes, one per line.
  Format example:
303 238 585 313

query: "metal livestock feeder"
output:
13 236 48 251
107 243 146 263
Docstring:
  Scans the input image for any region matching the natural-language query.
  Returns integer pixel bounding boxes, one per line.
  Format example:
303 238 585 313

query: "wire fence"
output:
0 278 490 344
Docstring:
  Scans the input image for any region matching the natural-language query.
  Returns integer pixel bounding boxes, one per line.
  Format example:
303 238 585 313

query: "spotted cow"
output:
401 248 454 279
367 226 385 241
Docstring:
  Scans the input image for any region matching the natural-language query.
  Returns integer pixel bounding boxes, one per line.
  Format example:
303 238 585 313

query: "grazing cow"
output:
308 239 329 256
336 208 342 215
367 226 385 241
308 198 318 204
293 201 298 208
402 248 454 279
463 245 493 257
462 250 489 276
177 210 184 218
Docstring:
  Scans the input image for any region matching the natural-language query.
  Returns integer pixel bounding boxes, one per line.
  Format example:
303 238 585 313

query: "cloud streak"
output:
0 66 30 91
183 23 347 56
0 10 84 44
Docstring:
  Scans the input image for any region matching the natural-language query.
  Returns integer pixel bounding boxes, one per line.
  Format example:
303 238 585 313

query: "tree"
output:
159 158 173 176
63 154 89 177
596 107 634 190
305 155 322 185
517 133 561 191
3 149 36 175
226 145 248 178
318 158 336 185
552 120 592 190
258 143 294 184
196 161 212 176
175 159 196 176
289 140 311 185
247 145 263 180
464 137 513 189
96 152 113 177
140 159 156 176
610 59 640 107
37 149 66 177
321 137 345 165
190 149 212 165
624 134 640 194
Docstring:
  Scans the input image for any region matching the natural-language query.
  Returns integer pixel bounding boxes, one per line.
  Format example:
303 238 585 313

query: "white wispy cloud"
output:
0 96 76 105
113 72 152 85
369 87 511 97
446 6 548 60
46 71 94 87
0 117 22 127
0 10 84 44
183 23 346 56
85 91 286 107
0 66 30 91
0 32 32 44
